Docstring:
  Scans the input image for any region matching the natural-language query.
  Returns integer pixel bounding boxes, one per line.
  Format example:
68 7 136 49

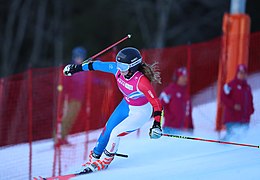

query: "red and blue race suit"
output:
82 61 162 155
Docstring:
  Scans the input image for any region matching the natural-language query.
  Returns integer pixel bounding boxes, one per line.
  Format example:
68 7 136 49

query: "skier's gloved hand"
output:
63 64 83 76
149 121 162 139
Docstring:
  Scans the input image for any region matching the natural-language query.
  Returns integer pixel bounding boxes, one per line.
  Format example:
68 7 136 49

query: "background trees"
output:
0 0 259 77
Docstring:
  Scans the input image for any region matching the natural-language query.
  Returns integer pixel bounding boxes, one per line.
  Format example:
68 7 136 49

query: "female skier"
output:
63 47 163 173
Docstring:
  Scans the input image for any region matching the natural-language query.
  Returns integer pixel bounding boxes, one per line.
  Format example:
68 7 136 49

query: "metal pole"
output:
162 133 260 149
82 34 131 64
230 0 246 14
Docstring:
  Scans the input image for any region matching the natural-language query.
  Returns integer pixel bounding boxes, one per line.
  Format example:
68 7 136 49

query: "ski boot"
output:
79 150 114 174
82 150 101 167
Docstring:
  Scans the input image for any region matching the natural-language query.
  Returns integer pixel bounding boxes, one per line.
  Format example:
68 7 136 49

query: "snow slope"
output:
74 123 260 180
0 73 260 180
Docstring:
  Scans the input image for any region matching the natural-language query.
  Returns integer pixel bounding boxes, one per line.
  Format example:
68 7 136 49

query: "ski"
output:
34 167 95 180
34 174 76 180
34 152 128 179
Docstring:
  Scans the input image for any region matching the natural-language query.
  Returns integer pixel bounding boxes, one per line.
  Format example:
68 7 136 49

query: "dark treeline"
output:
0 0 259 77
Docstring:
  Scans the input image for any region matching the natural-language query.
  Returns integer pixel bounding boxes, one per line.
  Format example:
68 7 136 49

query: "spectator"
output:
55 46 87 146
159 67 193 134
221 64 254 140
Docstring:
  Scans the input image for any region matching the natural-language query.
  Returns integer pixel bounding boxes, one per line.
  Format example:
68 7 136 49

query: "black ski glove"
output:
63 64 83 76
149 121 162 139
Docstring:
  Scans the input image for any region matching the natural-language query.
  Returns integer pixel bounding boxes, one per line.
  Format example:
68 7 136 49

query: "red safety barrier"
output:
1 32 260 147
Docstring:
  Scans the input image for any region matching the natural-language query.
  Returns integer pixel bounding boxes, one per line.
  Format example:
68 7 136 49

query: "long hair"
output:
138 62 161 84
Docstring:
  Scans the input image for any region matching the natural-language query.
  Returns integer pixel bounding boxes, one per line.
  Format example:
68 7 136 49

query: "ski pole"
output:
113 153 128 158
161 133 260 149
82 34 132 64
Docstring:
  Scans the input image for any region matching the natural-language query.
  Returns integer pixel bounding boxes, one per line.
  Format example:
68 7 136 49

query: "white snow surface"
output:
1 73 260 180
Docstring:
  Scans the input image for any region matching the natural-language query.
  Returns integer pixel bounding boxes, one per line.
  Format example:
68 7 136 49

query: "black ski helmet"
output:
116 47 142 73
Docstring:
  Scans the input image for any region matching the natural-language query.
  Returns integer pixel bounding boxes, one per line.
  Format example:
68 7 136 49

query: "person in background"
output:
159 67 193 134
63 47 163 173
221 64 254 140
55 46 87 146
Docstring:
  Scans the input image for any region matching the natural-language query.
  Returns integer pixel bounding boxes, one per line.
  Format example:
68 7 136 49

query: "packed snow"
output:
0 73 260 180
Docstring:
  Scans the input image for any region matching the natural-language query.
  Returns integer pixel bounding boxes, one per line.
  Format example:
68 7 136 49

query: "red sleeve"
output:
138 76 162 123
221 82 235 109
248 86 254 115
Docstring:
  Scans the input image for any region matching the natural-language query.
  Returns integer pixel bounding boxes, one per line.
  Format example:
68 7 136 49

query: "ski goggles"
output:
116 58 142 72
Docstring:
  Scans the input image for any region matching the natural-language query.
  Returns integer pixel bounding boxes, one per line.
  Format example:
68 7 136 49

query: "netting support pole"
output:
27 68 33 180
53 66 64 176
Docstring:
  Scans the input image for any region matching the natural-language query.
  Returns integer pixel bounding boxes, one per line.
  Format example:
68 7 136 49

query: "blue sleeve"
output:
82 61 117 75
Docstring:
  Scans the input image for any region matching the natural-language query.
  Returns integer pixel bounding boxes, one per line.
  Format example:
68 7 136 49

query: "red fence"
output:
1 32 260 148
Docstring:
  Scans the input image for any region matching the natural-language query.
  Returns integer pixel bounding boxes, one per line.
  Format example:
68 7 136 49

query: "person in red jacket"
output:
55 46 88 146
221 64 254 140
159 67 193 134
